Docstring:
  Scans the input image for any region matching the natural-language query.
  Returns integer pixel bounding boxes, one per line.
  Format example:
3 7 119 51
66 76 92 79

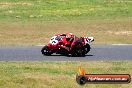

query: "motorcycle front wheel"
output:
41 45 52 56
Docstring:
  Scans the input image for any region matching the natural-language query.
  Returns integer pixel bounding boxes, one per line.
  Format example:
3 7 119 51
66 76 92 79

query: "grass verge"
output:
0 61 131 88
0 0 132 45
0 18 132 45
0 0 132 21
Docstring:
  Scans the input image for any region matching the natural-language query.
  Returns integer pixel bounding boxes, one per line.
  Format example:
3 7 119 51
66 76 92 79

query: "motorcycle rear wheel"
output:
84 44 91 54
71 40 85 57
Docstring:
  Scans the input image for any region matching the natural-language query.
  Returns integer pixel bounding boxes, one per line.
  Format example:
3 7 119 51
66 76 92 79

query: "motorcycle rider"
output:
58 33 75 51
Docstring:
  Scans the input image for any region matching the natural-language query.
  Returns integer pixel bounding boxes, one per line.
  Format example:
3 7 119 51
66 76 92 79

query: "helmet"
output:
66 33 73 41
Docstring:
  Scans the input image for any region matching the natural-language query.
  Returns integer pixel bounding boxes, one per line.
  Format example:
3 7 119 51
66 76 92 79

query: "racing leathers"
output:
56 33 75 51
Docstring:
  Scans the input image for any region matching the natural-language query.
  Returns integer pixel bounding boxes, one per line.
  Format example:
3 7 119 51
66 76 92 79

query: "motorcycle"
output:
41 34 94 57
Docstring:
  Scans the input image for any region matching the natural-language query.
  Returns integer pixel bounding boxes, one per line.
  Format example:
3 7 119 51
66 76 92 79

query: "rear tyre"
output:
71 40 85 57
84 44 91 54
72 48 84 57
41 45 52 56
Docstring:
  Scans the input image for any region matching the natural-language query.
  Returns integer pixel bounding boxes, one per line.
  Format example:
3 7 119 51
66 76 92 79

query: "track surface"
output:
0 45 132 61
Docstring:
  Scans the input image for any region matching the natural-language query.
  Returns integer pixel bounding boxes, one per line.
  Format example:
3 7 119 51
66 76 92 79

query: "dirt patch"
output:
106 31 132 35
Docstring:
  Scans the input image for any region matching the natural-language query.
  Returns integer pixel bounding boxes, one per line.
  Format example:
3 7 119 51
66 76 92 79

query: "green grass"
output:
0 0 132 45
0 61 131 88
0 0 132 22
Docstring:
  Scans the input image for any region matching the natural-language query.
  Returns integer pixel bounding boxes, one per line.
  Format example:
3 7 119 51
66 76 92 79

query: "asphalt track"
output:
0 45 132 61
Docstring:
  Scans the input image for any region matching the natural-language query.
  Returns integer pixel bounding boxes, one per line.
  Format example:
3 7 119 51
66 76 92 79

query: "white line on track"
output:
36 45 45 46
112 44 132 46
36 44 132 47
36 44 132 46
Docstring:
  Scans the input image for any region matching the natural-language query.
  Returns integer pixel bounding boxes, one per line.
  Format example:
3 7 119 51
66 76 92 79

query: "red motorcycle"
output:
41 34 94 57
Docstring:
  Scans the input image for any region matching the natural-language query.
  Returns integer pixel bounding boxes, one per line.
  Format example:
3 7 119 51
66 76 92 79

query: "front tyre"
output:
41 45 52 56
